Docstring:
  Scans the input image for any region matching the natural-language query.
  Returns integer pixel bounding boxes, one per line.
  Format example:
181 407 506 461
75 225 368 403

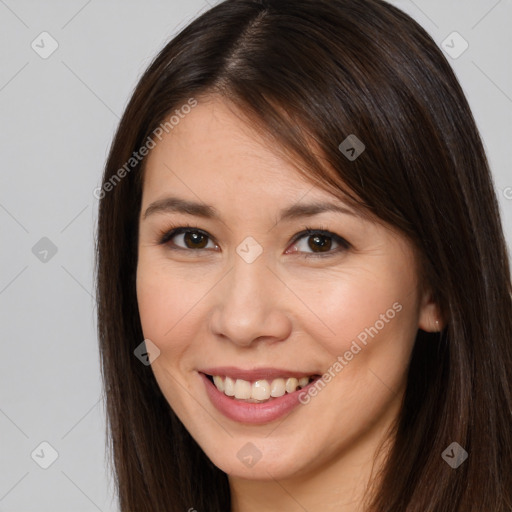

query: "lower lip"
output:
200 373 316 425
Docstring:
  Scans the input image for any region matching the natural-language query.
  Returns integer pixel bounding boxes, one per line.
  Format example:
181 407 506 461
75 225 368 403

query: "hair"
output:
95 0 512 510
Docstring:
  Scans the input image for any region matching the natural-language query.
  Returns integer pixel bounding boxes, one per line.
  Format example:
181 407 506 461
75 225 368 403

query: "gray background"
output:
0 0 510 511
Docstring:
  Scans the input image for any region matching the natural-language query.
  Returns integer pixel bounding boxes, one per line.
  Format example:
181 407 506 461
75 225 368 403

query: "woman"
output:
95 0 512 510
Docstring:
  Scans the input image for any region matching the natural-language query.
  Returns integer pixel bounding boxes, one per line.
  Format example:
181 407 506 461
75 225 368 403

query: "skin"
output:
136 96 442 512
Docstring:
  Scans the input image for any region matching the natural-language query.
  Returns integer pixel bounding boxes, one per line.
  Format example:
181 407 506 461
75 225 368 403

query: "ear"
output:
418 287 444 332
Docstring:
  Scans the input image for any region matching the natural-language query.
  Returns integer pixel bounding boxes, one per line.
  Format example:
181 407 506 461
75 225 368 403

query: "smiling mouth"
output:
204 374 321 403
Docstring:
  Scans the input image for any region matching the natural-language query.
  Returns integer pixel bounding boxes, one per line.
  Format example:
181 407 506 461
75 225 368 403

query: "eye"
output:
157 224 350 258
286 228 350 258
159 226 217 251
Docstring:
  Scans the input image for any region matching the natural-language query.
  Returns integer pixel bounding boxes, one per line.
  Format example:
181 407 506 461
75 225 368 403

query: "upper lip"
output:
199 367 319 381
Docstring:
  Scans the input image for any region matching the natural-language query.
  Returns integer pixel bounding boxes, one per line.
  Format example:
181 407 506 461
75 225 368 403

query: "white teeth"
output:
224 376 235 396
285 377 299 393
270 378 286 398
252 380 271 400
234 379 252 399
211 375 313 400
213 375 224 392
298 377 309 388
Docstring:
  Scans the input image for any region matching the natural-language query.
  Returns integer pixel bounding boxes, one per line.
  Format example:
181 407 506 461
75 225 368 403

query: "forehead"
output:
141 97 339 205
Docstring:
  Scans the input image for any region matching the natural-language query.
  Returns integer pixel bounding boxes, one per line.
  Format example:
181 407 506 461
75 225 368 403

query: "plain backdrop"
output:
0 0 511 511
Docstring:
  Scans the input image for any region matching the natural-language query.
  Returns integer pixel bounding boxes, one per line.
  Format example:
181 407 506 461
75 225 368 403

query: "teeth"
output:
234 379 252 399
211 374 314 400
270 378 285 397
285 377 299 393
213 375 224 392
224 376 235 396
252 380 270 400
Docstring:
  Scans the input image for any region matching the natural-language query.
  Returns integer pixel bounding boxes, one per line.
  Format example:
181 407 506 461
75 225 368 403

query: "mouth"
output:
203 373 320 403
198 366 323 424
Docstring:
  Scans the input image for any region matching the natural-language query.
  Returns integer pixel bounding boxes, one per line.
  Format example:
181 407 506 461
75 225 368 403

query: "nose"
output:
208 253 292 348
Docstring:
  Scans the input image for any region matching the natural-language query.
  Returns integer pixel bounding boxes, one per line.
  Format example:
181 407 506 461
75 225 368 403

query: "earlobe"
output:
418 289 444 332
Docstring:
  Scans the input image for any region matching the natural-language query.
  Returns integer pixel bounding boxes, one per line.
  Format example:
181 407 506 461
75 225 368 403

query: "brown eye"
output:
160 227 216 251
183 231 209 249
288 229 350 257
307 234 332 252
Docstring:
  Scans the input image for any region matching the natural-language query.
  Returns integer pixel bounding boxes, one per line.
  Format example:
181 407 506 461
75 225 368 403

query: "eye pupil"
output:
308 234 332 252
184 231 208 249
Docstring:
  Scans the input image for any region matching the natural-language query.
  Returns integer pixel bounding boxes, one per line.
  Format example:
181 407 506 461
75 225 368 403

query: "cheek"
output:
136 257 200 413
135 254 220 393
136 253 204 345
136 265 171 342
286 262 418 358
285 264 421 417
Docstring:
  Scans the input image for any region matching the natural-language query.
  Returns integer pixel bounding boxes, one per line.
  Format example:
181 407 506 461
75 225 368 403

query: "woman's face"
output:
136 96 438 482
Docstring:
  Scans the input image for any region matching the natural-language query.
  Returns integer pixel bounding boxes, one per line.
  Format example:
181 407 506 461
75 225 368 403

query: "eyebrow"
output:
142 196 359 222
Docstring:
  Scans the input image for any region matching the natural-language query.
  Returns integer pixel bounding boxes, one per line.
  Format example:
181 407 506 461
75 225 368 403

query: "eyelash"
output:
156 223 351 258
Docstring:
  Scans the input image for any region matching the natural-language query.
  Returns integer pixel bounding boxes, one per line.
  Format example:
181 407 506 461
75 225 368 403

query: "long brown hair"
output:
95 0 512 510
